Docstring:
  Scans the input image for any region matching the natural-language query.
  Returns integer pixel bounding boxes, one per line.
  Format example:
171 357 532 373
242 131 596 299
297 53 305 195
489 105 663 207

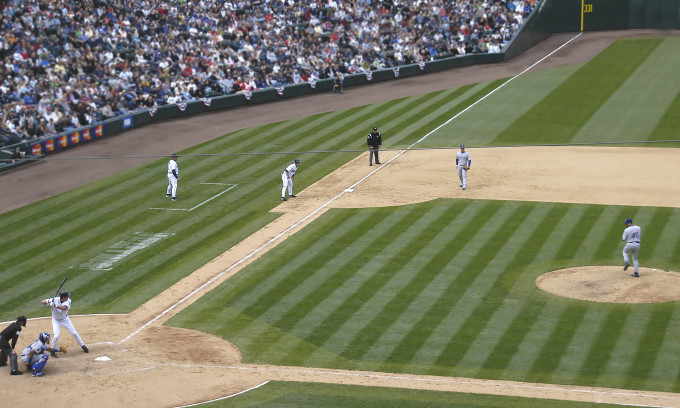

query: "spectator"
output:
0 0 534 141
11 147 25 163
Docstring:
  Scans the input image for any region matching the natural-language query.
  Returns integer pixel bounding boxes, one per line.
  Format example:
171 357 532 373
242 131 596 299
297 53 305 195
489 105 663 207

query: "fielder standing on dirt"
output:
622 218 641 277
367 127 382 166
41 291 89 354
281 158 301 201
167 153 180 201
456 144 471 190
0 315 27 375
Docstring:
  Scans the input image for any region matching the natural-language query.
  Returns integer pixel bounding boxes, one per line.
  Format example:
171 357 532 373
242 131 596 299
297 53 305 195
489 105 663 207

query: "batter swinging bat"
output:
55 276 68 297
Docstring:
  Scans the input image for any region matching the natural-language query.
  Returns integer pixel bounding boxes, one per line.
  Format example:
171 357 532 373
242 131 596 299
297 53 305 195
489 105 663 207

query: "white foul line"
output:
149 183 237 211
122 33 584 344
171 381 270 408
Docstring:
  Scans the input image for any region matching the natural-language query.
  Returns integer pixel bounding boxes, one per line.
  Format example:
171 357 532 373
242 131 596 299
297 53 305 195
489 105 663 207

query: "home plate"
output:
95 356 111 361
344 188 355 193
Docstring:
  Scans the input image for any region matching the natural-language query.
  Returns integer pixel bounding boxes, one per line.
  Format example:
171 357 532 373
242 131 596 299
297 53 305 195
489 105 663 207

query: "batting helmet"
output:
16 315 27 326
60 291 69 298
39 332 50 344
624 218 633 225
295 158 301 164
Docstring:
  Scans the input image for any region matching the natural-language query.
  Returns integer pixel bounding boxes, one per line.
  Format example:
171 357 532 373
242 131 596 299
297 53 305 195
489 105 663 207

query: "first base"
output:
344 188 355 193
94 356 111 361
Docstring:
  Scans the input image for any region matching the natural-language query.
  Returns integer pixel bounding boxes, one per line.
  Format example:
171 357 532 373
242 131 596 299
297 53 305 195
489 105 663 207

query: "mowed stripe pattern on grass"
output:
1 36 679 398
171 201 680 392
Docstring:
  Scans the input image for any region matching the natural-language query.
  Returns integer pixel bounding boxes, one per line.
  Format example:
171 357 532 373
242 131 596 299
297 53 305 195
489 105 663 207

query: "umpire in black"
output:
367 126 382 166
0 315 27 375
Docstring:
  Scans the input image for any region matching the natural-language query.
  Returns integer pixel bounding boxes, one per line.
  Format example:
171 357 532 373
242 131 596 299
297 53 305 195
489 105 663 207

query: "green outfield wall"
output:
2 0 679 172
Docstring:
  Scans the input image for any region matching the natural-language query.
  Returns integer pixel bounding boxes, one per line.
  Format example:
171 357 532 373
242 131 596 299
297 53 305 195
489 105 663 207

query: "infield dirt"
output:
2 30 680 407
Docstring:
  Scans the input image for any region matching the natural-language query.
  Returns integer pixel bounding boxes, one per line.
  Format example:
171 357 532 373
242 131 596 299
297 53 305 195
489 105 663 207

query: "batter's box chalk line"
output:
150 183 237 211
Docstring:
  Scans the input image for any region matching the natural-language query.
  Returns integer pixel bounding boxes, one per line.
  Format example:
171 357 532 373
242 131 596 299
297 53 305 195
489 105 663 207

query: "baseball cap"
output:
373 127 377 131
295 158 301 163
624 218 633 225
460 144 465 148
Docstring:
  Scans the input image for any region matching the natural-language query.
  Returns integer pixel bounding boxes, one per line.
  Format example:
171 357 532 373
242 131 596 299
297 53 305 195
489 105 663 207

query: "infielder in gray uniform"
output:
281 158 301 201
622 218 641 277
456 144 471 190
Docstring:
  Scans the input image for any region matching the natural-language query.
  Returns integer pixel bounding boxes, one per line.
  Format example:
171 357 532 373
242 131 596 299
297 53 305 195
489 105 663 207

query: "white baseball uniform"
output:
281 162 298 199
622 224 641 274
456 150 471 189
45 296 85 348
167 157 179 198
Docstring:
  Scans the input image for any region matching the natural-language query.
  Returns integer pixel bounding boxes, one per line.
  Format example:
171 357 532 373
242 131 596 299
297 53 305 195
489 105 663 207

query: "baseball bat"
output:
55 276 68 297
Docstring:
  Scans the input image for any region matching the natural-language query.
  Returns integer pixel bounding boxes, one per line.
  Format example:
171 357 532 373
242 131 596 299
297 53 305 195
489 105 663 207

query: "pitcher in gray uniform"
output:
622 218 641 277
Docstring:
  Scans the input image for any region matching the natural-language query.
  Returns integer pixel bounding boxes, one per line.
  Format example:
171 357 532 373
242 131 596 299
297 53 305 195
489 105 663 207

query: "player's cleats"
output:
10 370 23 375
31 371 43 377
623 261 630 271
289 194 296 198
82 345 89 353
631 273 639 277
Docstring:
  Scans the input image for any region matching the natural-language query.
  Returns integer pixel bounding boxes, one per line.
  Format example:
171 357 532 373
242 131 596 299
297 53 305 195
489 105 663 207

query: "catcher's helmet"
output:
624 218 633 225
295 158 301 164
60 291 69 298
16 315 27 325
39 332 50 344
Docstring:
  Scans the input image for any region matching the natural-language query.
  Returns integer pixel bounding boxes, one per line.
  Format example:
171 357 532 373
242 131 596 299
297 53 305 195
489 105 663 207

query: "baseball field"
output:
2 31 680 407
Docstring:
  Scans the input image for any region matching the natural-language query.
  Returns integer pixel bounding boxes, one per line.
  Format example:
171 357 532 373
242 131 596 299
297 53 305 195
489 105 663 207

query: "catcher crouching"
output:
20 332 66 377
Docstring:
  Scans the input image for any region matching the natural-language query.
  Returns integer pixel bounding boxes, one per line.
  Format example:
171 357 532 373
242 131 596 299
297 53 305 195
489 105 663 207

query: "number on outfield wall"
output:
584 4 593 12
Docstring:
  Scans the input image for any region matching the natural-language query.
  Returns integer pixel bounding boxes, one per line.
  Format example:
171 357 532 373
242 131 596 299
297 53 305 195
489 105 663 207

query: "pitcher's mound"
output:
536 266 680 303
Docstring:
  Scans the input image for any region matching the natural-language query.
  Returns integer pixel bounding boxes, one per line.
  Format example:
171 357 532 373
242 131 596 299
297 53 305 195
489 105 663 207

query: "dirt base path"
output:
3 30 680 408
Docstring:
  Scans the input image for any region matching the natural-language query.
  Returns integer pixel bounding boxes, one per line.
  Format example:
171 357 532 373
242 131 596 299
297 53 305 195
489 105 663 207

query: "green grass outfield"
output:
3 36 680 403
196 381 622 407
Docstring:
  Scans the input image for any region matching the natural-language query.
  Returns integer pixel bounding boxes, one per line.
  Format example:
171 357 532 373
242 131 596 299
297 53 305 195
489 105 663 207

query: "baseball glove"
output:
58 345 68 353
464 166 470 171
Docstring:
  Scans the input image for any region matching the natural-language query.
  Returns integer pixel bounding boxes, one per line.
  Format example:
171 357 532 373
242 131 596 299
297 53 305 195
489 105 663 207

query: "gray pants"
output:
457 166 468 188
0 337 19 373
623 242 640 274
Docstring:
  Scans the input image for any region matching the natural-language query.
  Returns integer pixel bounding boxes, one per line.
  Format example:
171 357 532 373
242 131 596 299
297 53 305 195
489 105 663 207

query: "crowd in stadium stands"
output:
0 0 535 145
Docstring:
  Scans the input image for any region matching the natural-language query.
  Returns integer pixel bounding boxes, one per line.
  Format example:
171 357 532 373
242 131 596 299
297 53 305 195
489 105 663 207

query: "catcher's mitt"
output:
58 345 68 353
